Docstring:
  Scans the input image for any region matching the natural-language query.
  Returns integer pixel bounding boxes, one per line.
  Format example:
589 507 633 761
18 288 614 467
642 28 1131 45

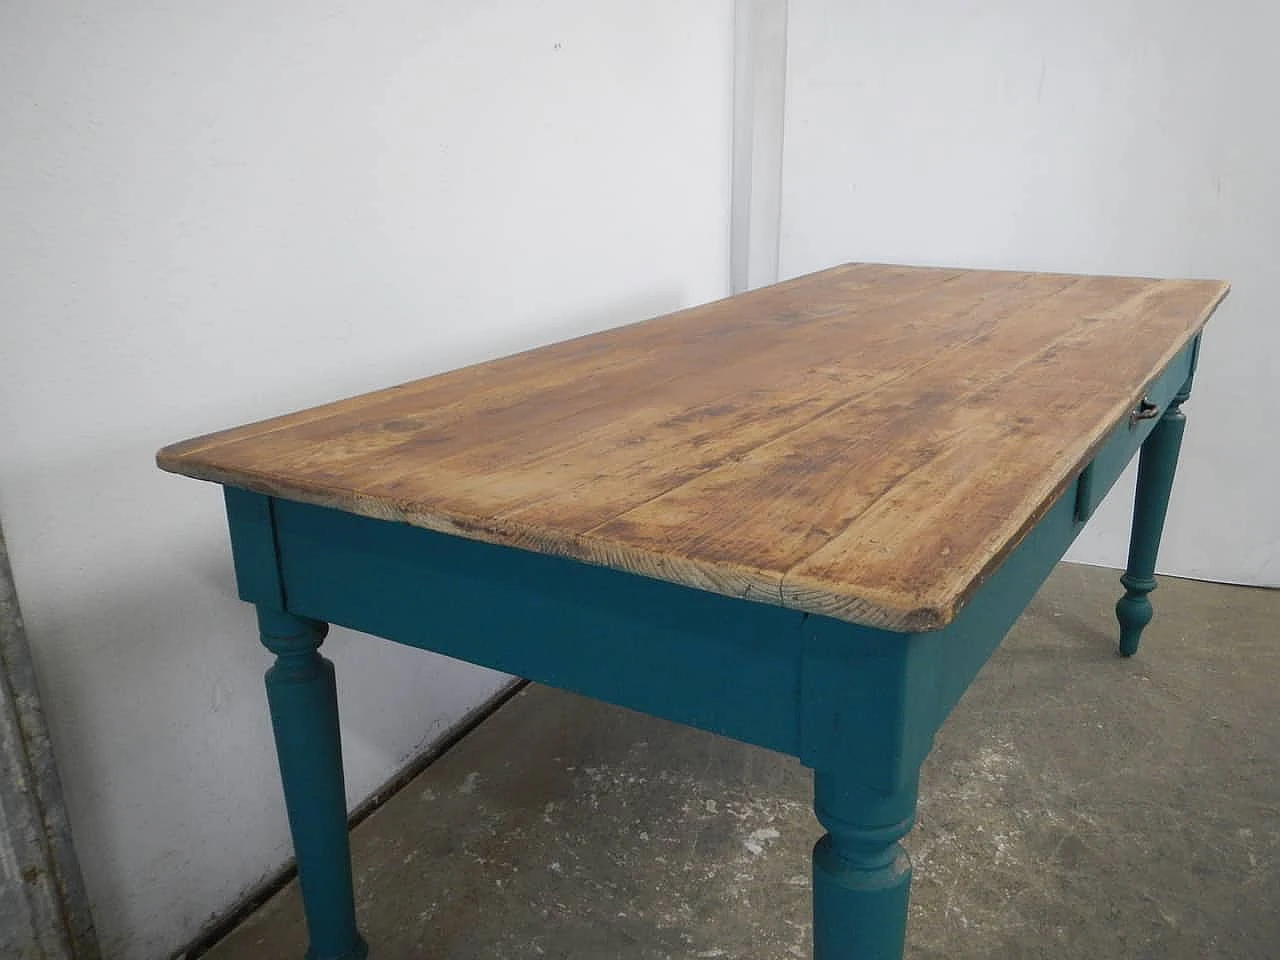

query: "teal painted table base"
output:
224 342 1197 959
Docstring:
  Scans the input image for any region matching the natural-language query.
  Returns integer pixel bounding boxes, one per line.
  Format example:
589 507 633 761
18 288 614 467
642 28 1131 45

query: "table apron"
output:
235 489 810 756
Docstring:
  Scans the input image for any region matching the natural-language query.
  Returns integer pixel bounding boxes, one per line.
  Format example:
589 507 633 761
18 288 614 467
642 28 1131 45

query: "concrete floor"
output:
204 563 1279 959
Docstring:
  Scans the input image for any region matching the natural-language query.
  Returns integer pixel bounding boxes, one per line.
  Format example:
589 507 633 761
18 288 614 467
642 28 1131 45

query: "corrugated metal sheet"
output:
1 518 99 959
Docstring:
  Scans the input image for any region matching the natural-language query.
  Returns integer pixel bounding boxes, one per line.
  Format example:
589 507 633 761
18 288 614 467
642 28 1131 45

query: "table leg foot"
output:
259 608 369 960
812 771 917 960
1116 387 1188 657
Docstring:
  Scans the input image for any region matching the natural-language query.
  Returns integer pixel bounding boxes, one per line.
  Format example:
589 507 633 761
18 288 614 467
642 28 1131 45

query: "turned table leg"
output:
1116 382 1190 657
812 771 918 960
258 608 368 960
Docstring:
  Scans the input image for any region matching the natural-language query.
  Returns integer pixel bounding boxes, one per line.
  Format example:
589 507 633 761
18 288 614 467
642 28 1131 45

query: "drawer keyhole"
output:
1130 397 1160 426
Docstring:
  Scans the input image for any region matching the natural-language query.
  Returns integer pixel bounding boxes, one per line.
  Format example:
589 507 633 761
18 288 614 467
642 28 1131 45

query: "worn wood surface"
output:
158 264 1228 630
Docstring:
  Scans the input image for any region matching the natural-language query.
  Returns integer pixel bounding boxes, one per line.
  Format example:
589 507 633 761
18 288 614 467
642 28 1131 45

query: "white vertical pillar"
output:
731 0 790 293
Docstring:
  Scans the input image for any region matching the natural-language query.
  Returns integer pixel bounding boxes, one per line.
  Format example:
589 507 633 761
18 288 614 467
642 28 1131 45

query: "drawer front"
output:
1073 336 1198 525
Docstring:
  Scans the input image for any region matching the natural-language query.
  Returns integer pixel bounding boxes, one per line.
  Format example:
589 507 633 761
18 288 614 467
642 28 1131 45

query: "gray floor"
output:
204 563 1279 959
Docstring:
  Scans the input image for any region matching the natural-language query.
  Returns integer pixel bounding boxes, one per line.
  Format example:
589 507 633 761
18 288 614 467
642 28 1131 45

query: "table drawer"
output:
1073 336 1197 525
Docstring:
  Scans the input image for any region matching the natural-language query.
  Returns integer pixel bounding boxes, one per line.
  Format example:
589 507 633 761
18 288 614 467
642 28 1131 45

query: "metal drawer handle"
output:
1130 397 1160 426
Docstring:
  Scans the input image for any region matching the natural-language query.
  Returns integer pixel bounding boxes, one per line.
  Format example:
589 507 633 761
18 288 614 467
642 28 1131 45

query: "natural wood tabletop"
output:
158 264 1228 631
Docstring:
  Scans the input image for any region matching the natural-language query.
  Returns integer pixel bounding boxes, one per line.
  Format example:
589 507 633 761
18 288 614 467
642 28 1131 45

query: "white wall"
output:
780 0 1280 586
0 2 734 956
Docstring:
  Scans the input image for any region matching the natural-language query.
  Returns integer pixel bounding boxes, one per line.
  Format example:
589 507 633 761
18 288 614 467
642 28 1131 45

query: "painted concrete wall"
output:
781 0 1280 586
0 2 733 956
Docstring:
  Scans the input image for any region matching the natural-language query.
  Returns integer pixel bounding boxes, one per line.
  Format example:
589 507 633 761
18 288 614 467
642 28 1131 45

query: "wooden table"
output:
158 264 1228 959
